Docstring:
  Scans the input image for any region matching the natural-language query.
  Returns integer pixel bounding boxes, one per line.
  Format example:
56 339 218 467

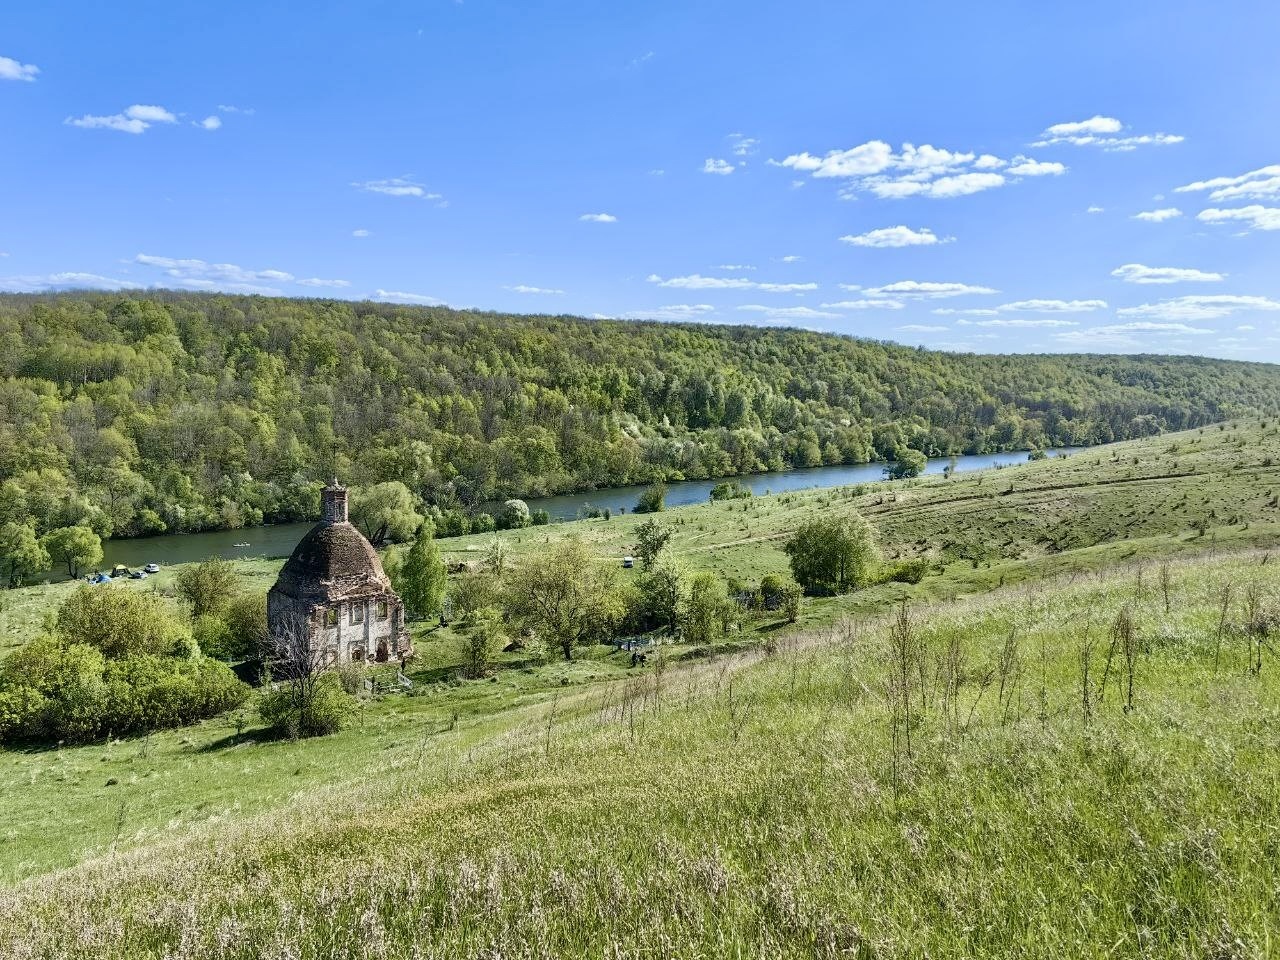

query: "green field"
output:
1 547 1277 957
0 421 1278 956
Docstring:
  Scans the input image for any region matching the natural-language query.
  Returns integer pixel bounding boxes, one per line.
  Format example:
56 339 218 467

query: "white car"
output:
622 556 634 568
143 563 160 574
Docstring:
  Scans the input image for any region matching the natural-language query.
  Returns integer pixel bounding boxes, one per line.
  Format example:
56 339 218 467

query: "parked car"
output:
128 570 148 580
622 555 635 568
143 563 160 574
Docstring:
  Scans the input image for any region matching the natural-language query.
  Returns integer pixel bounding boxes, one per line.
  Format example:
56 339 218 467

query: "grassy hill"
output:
1 547 1276 958
0 420 1278 956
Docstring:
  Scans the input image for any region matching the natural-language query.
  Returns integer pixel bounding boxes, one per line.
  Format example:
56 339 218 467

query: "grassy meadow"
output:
0 419 1278 956
1 548 1277 957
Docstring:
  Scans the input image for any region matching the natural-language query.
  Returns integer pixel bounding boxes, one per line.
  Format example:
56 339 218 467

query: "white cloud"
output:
839 226 951 248
297 278 351 288
196 115 222 131
1033 116 1183 151
579 213 617 223
933 302 1106 318
820 299 905 310
1133 207 1182 222
647 273 816 293
1087 205 1105 214
1005 157 1066 176
1111 264 1225 284
66 103 178 134
736 305 841 322
134 254 292 289
353 177 443 200
1198 205 1280 232
956 318 1079 328
1175 164 1280 202
217 105 254 115
862 171 1006 200
0 55 39 82
0 272 140 293
862 280 998 298
997 298 1107 313
373 289 443 305
703 158 735 175
1117 295 1280 322
897 324 948 333
352 229 371 238
728 134 759 157
127 105 177 124
628 51 655 69
1043 116 1124 137
777 140 1060 200
779 255 803 263
621 304 716 322
716 264 755 271
506 284 565 295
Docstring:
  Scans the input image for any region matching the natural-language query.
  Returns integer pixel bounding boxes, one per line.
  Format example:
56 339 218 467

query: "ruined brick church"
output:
267 480 412 664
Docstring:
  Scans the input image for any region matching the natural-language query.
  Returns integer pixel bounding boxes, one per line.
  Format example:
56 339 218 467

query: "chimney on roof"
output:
322 480 348 524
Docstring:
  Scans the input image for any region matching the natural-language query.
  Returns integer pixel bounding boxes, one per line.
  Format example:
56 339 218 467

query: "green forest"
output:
2 290 1279 545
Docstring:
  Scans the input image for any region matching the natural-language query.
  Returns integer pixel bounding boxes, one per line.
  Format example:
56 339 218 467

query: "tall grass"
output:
1 550 1277 958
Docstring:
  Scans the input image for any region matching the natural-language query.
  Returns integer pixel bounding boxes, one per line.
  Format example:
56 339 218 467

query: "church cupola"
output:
321 479 349 524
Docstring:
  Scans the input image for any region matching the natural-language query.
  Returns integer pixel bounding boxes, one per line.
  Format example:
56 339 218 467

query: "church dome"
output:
272 520 392 602
269 480 400 606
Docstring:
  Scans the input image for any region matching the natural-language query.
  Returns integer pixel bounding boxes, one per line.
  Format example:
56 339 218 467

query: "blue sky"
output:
3 0 1280 360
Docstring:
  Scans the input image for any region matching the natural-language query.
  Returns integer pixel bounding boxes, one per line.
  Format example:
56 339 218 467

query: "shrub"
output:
498 499 531 529
56 585 191 659
635 483 668 514
679 572 736 645
259 673 356 739
710 480 752 501
222 592 268 660
888 557 930 585
0 636 248 744
784 512 880 596
531 508 551 526
174 557 239 619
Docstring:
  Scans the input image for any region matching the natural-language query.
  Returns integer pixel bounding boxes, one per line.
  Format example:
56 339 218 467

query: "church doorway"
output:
376 641 389 663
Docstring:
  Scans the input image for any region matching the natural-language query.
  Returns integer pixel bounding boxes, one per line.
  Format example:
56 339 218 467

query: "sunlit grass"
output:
1 549 1277 957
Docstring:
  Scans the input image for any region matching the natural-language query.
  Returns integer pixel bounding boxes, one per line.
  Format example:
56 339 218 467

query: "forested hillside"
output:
2 290 1278 541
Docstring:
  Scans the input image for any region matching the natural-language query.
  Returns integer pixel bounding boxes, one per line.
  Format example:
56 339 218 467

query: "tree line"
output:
2 290 1276 556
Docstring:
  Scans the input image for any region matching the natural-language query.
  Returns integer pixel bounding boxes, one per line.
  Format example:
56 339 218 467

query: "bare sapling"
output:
996 627 1021 725
1215 583 1233 672
1158 562 1172 615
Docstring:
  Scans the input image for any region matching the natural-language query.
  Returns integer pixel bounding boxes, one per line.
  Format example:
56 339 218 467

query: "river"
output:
99 448 1080 572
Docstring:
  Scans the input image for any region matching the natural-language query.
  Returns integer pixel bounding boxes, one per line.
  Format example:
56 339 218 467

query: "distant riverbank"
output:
91 447 1081 575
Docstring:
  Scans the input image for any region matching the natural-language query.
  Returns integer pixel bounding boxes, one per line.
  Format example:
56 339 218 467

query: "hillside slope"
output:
2 291 1279 542
1 549 1276 958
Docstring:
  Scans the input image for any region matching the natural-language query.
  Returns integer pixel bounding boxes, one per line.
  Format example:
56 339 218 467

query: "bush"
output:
56 585 191 659
498 499 531 529
634 483 668 514
0 636 248 744
222 592 268 660
471 513 496 534
259 673 356 739
887 557 930 584
174 557 239 619
710 480 752 501
679 571 736 645
785 512 880 596
531 508 551 526
885 449 928 480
